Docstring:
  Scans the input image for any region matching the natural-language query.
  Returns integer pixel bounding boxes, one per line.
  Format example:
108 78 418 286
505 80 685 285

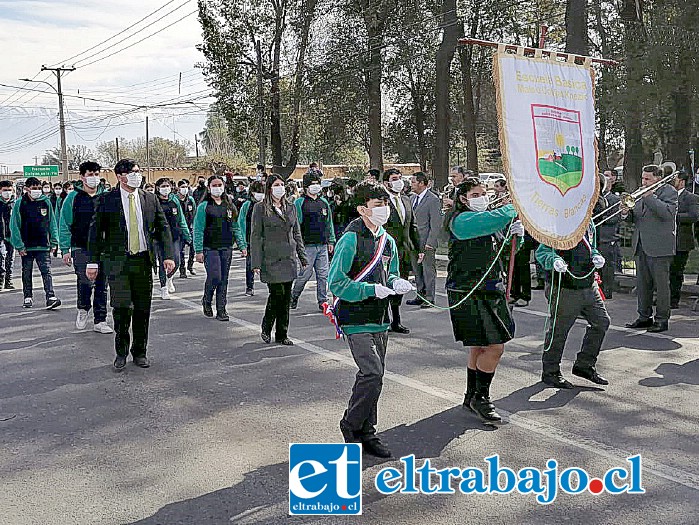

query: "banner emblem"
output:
532 105 584 196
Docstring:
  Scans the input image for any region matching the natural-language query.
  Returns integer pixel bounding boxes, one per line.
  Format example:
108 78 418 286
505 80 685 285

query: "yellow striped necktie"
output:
128 193 140 254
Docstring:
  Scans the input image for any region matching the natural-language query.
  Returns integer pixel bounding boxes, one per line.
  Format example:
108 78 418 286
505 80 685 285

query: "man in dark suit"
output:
623 164 678 333
409 172 442 307
669 171 699 308
87 159 175 370
596 169 621 299
382 168 421 334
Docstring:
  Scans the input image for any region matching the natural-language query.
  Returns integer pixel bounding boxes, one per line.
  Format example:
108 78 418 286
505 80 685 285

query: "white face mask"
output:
468 195 489 212
390 180 405 193
210 186 225 197
307 184 322 195
30 189 43 199
43 187 51 194
253 192 265 201
368 205 390 227
179 187 189 196
159 186 171 197
2 190 12 200
85 176 100 189
126 172 143 189
272 186 286 199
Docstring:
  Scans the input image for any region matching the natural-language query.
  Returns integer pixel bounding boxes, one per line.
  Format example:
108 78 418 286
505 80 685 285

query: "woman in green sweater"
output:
193 175 246 321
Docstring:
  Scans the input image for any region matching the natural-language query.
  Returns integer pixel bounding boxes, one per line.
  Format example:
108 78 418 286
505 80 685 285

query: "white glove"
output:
592 254 605 269
392 278 414 294
553 258 568 273
374 284 396 299
509 220 525 237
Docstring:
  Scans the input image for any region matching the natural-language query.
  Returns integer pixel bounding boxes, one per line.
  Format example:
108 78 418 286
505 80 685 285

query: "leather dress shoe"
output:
390 324 410 334
276 338 294 346
113 356 127 371
469 394 502 423
647 322 668 333
363 438 392 458
406 298 424 306
462 392 474 412
216 310 230 322
202 298 214 318
133 356 150 368
542 373 574 389
572 365 609 385
626 318 654 329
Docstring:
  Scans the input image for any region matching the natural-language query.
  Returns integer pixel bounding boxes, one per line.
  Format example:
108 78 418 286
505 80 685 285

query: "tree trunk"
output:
666 51 692 168
622 24 644 192
269 1 286 173
459 3 480 174
432 0 459 189
365 25 384 171
565 0 588 55
407 67 428 171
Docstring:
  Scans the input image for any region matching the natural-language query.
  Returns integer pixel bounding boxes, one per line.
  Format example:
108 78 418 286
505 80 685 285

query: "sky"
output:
0 0 211 172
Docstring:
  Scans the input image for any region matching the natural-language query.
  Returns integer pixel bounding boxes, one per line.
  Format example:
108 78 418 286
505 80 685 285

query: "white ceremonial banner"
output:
493 51 598 250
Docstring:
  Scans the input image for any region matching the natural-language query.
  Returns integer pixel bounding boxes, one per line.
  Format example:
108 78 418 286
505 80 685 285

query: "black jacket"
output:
0 197 12 240
384 193 420 259
677 189 699 252
87 188 174 277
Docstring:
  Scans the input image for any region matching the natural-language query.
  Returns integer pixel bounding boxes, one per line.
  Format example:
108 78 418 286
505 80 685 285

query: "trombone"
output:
593 162 678 227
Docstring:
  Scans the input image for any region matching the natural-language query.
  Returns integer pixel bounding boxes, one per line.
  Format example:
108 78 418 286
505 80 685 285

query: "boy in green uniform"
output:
328 181 413 458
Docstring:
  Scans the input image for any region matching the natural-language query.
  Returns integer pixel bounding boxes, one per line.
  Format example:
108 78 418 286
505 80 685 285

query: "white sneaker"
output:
160 286 170 300
167 277 175 293
93 322 114 334
75 309 89 330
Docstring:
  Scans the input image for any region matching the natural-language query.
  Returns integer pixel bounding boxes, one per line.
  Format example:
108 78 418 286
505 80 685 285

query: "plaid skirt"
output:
447 288 515 346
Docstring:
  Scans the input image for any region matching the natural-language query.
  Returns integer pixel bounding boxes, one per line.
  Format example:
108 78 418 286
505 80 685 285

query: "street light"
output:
20 65 75 180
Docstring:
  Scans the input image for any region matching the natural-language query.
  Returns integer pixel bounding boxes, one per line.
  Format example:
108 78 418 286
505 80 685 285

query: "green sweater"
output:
237 199 252 251
10 194 58 252
164 193 193 244
328 224 400 334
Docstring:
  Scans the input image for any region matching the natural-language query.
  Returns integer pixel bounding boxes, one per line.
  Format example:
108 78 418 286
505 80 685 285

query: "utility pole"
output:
34 156 39 166
145 116 150 182
40 65 75 180
255 40 266 167
115 138 120 160
194 134 200 159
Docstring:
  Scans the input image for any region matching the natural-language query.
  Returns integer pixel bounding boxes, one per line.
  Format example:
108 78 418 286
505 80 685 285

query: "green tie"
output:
394 195 404 223
128 193 140 254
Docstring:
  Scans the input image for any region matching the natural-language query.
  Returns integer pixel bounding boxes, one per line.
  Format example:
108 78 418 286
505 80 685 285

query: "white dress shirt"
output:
120 186 147 253
412 188 428 209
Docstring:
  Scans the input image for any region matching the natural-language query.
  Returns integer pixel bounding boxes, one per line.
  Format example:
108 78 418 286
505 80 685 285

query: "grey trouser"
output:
636 250 672 323
342 331 388 440
543 285 610 374
414 249 436 302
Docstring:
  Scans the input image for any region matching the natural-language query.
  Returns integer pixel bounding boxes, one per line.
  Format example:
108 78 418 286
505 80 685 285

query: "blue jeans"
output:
21 250 55 300
291 244 329 304
72 248 108 323
155 239 181 287
245 254 255 291
204 247 233 311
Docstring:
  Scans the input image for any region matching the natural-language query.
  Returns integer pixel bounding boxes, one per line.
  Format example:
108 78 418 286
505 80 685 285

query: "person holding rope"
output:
445 178 523 424
535 223 610 389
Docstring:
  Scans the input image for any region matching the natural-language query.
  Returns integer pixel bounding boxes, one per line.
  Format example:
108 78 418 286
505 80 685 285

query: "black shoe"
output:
188 268 197 276
670 303 679 309
276 338 294 346
462 392 475 412
113 356 127 371
406 298 424 306
318 303 325 312
625 318 654 329
389 324 410 334
245 288 254 296
4 281 14 290
532 283 545 290
290 297 298 310
46 297 61 310
572 365 609 385
362 438 392 458
202 298 214 318
542 372 574 389
420 302 434 309
260 332 271 344
216 310 230 322
647 322 668 333
133 356 150 368
469 394 502 423
340 420 361 443
179 271 188 279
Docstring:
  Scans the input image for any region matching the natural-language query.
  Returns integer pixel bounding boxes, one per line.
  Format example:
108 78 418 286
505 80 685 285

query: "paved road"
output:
0 256 697 525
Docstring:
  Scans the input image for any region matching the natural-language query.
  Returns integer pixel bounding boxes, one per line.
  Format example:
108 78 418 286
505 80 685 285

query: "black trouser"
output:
389 252 413 326
597 241 617 299
670 250 690 306
72 248 108 323
636 249 672 323
179 239 195 273
203 247 233 312
511 246 532 301
21 250 54 300
155 239 181 287
0 239 14 283
245 254 255 291
108 253 153 358
262 281 292 340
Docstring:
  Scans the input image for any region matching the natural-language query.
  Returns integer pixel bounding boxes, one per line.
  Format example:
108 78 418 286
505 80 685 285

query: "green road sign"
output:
23 165 59 178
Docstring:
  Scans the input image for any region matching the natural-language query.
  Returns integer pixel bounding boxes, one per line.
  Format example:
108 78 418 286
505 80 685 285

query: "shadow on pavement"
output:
496 382 604 414
638 358 699 387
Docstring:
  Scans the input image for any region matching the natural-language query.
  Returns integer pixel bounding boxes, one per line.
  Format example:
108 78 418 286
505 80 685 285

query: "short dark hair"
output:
114 158 138 175
354 180 388 205
143 182 154 190
0 180 12 189
79 161 101 175
413 172 430 186
382 168 401 182
642 164 660 177
451 166 464 174
25 177 41 187
249 181 264 194
256 164 265 171
154 177 171 188
178 179 189 187
346 179 358 188
494 179 507 188
366 168 381 180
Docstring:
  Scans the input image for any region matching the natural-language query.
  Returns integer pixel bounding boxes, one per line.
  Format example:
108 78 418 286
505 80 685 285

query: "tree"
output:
42 145 95 171
96 137 191 168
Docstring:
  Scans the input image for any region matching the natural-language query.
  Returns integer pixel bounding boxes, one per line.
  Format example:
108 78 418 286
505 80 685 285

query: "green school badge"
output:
40 208 47 216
